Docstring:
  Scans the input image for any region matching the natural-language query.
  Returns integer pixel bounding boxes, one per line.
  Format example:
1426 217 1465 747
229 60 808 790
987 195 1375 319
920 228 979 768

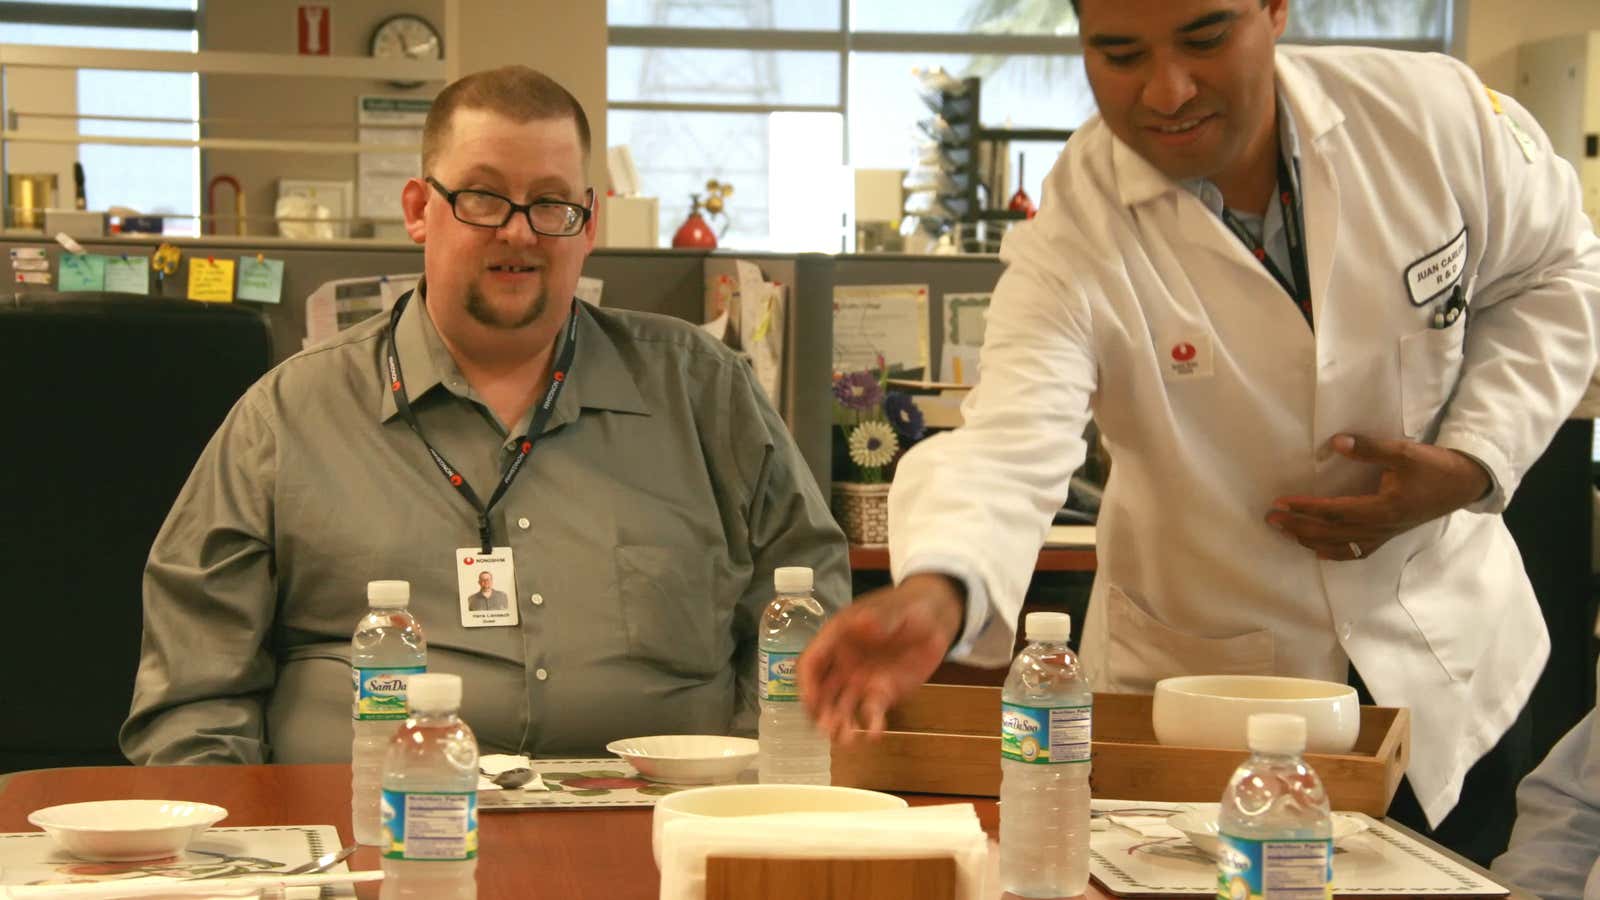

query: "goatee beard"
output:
466 288 546 330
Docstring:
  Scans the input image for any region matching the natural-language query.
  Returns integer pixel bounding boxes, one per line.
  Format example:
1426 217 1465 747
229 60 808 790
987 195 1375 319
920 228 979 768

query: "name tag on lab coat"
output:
1405 228 1467 306
1163 335 1214 380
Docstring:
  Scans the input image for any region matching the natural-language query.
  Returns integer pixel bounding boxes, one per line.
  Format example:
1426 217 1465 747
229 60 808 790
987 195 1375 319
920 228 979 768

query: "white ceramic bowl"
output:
28 799 228 861
1152 675 1360 754
606 734 760 785
650 783 908 867
1168 807 1369 858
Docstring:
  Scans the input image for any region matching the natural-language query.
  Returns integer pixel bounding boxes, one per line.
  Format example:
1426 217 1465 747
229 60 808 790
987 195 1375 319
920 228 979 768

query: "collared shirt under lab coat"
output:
891 45 1600 827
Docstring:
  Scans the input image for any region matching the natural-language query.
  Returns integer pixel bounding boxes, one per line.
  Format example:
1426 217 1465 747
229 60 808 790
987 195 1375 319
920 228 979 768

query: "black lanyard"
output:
1220 151 1313 329
385 289 579 552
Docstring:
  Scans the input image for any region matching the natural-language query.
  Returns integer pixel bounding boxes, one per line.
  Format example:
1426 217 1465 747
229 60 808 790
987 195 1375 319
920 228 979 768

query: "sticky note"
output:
187 258 236 303
237 256 285 304
59 253 107 292
104 255 149 295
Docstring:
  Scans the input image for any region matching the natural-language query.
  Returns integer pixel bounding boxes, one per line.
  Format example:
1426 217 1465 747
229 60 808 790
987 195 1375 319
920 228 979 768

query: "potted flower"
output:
830 360 927 545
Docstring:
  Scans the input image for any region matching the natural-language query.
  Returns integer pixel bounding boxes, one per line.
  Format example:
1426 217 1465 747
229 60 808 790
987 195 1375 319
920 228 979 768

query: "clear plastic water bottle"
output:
758 565 830 785
1217 713 1332 900
352 580 426 847
1000 611 1092 898
380 673 479 900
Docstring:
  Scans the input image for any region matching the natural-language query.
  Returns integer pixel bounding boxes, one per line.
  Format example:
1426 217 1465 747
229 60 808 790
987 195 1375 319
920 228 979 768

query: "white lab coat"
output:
890 45 1600 827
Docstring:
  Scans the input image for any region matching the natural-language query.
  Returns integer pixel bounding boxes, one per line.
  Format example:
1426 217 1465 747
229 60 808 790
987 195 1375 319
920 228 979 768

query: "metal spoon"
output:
283 843 359 875
485 767 537 790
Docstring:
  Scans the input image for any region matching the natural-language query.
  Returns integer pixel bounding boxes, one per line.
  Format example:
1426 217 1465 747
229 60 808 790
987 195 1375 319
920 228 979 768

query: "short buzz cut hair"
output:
421 65 591 174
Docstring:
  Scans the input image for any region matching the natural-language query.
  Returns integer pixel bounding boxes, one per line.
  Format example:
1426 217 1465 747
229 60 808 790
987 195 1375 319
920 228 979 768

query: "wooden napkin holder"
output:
830 684 1409 816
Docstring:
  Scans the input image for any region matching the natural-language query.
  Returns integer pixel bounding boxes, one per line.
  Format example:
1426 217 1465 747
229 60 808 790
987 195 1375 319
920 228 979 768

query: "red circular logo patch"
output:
463 557 474 565
1171 342 1197 362
553 371 565 382
449 474 463 486
521 441 532 453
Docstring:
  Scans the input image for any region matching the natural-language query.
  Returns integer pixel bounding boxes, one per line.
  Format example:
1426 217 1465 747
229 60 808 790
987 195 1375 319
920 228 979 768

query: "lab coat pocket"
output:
1398 324 1465 439
615 544 723 678
1396 515 1507 683
1104 584 1275 693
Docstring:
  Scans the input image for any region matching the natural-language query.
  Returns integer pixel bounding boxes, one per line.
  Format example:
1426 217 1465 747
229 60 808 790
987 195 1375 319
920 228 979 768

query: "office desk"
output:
0 764 1524 900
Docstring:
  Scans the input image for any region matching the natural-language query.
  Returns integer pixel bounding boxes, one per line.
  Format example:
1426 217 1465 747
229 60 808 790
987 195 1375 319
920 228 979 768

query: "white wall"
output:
1462 0 1600 91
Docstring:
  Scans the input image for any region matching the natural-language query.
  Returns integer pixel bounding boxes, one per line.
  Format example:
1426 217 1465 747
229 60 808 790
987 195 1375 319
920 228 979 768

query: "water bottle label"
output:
380 789 478 861
1215 834 1332 900
1000 702 1091 764
352 666 425 720
759 649 800 702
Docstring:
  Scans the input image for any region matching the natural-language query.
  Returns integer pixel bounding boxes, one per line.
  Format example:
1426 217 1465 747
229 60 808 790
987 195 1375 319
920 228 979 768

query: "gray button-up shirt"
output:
122 292 849 765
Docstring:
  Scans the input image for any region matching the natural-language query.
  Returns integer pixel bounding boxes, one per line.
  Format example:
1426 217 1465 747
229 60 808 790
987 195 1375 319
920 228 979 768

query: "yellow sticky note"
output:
187 258 236 303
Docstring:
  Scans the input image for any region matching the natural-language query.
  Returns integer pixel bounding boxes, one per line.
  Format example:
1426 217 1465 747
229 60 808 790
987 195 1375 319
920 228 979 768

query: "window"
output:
1 2 200 233
608 1 1453 251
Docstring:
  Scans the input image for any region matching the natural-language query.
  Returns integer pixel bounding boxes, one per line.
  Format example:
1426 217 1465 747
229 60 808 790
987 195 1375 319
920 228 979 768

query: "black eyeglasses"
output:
426 177 593 237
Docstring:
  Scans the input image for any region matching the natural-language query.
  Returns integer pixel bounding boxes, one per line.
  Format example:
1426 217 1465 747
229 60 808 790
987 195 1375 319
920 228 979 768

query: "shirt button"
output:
535 668 549 681
529 593 543 607
517 517 531 530
1339 621 1354 642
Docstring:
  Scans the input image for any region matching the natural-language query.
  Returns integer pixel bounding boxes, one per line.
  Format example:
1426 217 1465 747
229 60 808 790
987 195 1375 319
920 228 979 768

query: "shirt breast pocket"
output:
614 544 727 678
1397 322 1465 439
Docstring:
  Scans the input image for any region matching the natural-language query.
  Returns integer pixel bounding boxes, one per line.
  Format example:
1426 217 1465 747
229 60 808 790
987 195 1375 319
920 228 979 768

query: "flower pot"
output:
832 481 891 546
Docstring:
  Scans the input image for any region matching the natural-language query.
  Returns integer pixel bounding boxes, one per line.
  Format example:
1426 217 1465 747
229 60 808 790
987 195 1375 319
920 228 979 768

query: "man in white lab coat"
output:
800 0 1600 864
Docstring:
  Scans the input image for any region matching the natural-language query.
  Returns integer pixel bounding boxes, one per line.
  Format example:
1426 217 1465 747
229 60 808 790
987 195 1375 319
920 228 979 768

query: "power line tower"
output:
630 0 779 245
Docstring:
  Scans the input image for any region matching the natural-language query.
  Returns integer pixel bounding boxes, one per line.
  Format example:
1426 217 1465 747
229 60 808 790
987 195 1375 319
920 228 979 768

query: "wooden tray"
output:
830 684 1409 816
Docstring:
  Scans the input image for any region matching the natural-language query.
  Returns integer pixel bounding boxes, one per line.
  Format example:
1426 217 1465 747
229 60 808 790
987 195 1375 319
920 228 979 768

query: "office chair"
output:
0 293 272 773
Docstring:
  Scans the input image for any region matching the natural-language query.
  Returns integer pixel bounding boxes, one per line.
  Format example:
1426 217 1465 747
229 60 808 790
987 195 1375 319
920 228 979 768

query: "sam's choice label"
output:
353 666 425 720
380 789 478 861
758 650 799 702
1216 834 1332 900
1000 702 1091 764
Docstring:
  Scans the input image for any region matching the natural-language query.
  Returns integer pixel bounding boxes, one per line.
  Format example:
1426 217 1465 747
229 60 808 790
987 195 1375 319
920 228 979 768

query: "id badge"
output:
456 546 519 627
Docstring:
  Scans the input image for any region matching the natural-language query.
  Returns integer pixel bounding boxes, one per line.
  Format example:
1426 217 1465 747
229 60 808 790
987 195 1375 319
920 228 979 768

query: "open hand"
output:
797 574 965 744
1265 433 1490 561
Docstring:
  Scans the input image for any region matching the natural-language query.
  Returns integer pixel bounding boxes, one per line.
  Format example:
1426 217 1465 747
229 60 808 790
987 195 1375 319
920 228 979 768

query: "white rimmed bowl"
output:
650 783 908 867
1168 807 1369 858
606 734 760 785
1152 674 1361 754
27 799 228 861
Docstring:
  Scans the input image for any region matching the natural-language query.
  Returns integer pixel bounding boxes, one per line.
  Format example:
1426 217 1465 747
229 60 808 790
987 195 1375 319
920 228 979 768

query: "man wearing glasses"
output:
122 66 848 766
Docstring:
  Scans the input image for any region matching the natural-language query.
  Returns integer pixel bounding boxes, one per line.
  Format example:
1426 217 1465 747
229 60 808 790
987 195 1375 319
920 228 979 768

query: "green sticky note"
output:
104 255 149 295
237 256 284 304
58 253 107 292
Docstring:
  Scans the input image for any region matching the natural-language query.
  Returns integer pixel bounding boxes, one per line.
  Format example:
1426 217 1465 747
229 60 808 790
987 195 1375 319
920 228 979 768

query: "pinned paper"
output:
58 253 107 292
105 255 150 295
237 256 285 304
187 257 236 303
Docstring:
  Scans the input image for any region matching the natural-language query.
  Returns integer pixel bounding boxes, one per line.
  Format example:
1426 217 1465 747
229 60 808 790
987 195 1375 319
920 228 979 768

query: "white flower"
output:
848 420 900 469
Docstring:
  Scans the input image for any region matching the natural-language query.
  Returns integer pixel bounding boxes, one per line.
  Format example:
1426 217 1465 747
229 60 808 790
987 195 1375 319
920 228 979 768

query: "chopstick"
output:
3 869 384 898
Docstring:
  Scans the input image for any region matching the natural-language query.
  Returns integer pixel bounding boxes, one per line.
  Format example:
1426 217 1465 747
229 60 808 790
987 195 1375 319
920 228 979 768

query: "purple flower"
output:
833 370 883 412
884 392 925 443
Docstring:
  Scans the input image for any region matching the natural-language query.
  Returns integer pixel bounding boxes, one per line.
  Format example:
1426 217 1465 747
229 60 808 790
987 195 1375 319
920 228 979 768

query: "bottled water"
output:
1000 611 1092 898
758 566 831 785
380 673 479 900
1217 714 1332 900
352 580 426 847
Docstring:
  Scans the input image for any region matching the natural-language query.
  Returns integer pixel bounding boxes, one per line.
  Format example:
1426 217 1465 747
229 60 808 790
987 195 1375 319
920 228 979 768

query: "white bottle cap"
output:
1248 713 1308 755
367 580 410 607
407 673 461 712
774 566 813 594
1024 611 1071 642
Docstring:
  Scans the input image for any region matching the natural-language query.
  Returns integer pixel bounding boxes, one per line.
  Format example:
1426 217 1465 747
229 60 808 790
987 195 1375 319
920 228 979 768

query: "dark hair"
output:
422 65 591 172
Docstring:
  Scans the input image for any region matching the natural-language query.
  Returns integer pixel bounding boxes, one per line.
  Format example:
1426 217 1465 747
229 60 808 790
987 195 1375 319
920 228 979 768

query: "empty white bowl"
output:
28 799 228 861
1168 806 1368 858
1152 675 1360 754
651 783 908 867
606 734 760 785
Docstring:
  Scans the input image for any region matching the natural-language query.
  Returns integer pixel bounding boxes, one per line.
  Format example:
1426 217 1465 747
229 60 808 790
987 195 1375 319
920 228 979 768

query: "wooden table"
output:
849 544 1096 573
0 764 1524 899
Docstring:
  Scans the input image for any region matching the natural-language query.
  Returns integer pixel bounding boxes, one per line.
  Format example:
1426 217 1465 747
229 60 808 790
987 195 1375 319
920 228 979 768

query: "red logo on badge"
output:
553 371 565 382
449 474 463 486
463 557 474 565
1171 342 1197 362
391 380 401 391
521 441 532 453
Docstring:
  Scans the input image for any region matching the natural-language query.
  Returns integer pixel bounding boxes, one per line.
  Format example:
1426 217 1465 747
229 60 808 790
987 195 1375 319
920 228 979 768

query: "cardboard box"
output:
830 684 1409 816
